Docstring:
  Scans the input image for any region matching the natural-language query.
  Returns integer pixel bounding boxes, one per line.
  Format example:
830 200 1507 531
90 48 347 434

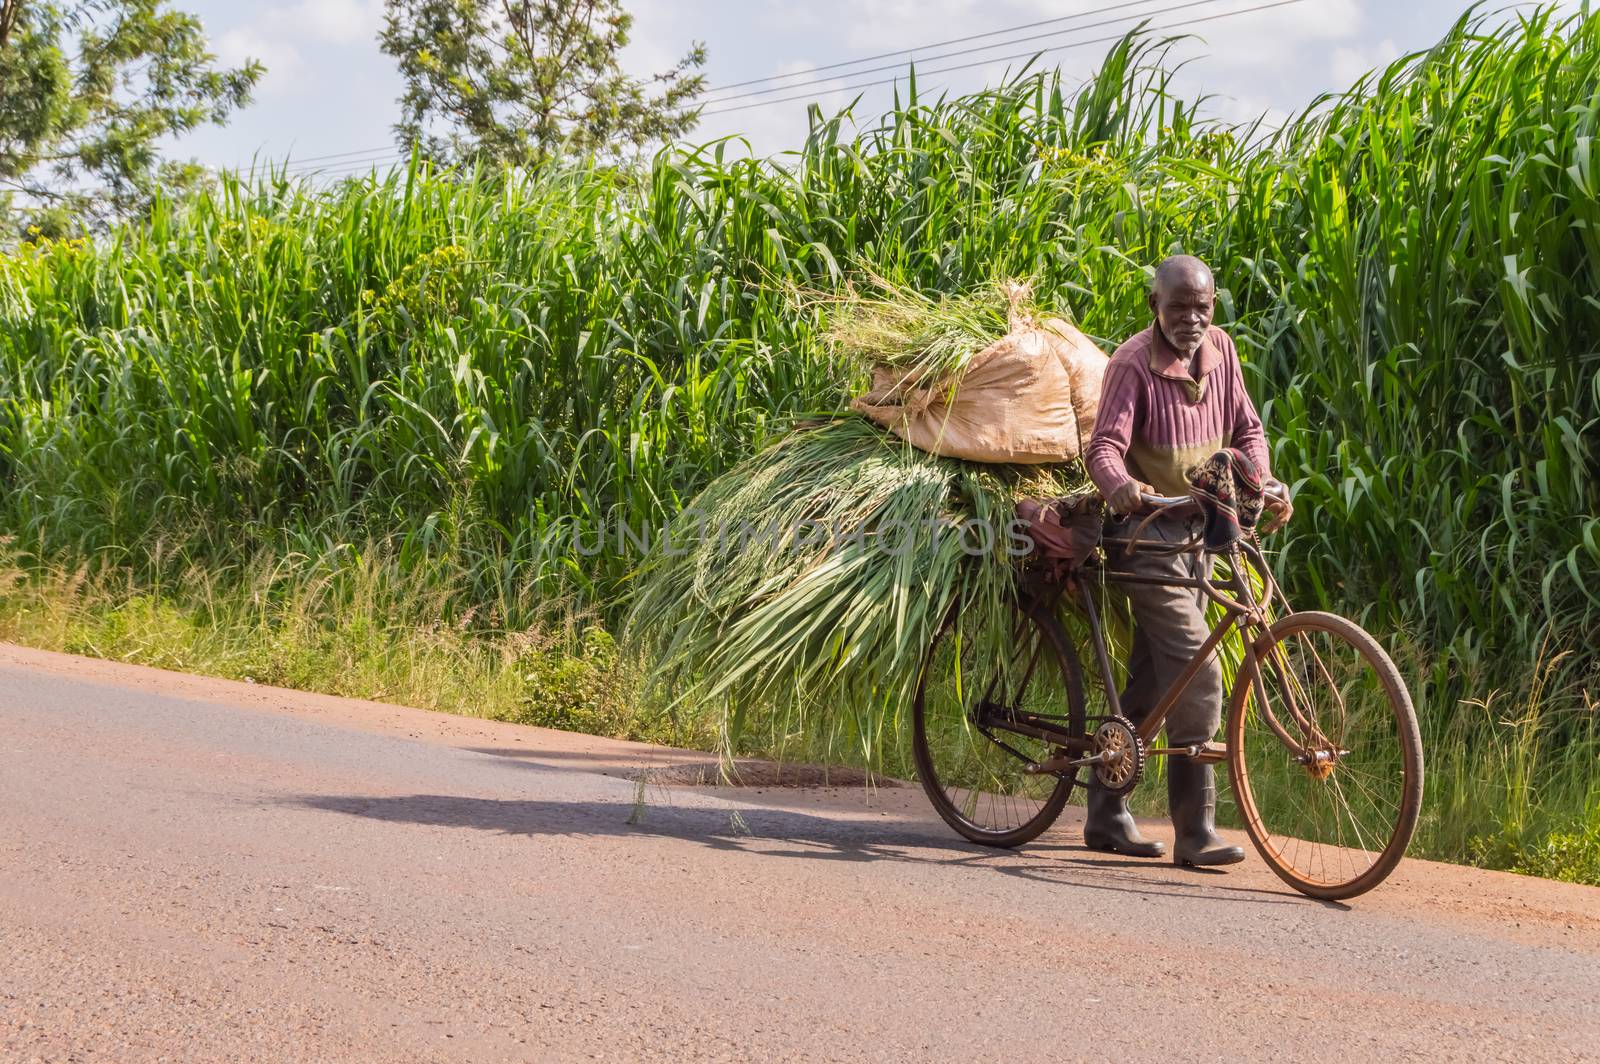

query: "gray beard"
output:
1161 326 1202 357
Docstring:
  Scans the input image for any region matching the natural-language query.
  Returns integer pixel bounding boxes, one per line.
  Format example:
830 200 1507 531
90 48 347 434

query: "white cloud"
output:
285 0 385 45
1165 0 1365 74
692 57 873 160
1330 37 1402 87
210 0 383 96
216 25 306 92
841 0 983 52
620 0 704 76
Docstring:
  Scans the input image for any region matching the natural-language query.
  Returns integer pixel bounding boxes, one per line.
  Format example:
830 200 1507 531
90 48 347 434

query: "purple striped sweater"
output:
1085 324 1271 499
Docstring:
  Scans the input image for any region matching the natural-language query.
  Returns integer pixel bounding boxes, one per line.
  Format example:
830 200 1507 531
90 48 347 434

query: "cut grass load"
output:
626 415 1085 759
628 279 1089 760
821 274 1023 384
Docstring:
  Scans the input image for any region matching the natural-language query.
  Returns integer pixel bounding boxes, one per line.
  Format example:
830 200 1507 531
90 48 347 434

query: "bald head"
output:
1153 255 1214 298
1148 255 1216 356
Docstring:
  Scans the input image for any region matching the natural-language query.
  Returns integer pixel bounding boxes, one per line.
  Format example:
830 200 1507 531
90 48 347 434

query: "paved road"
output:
2 644 1597 1062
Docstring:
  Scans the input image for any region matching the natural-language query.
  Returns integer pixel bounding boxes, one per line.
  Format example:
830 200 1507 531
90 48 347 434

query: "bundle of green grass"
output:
625 282 1093 757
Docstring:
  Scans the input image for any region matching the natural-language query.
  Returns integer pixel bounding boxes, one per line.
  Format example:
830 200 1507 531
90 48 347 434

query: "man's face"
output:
1148 270 1215 356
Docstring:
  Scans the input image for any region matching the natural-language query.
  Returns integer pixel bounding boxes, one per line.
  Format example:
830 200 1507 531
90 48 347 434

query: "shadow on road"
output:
289 792 1340 908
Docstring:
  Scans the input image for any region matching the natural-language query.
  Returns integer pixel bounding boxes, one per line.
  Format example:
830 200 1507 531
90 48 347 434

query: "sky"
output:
169 0 1564 177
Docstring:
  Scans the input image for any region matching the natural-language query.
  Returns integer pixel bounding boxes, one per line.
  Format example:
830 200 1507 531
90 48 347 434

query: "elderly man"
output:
1082 255 1291 867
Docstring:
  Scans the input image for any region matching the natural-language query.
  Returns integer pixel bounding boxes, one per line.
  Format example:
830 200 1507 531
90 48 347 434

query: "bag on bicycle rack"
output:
849 304 1109 465
1014 492 1105 581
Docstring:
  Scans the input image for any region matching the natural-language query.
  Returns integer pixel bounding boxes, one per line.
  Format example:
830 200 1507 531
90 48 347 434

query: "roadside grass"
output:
1441 656 1600 887
0 538 692 748
2 540 1594 887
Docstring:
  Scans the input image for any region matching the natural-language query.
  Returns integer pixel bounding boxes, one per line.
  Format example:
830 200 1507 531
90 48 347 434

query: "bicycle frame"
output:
987 513 1323 770
916 494 1422 898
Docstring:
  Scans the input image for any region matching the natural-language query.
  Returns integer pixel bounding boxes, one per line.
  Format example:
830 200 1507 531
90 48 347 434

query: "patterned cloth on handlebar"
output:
1186 447 1264 550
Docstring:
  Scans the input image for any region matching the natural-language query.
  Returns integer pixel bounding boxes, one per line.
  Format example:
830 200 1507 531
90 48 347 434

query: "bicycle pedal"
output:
1150 741 1227 764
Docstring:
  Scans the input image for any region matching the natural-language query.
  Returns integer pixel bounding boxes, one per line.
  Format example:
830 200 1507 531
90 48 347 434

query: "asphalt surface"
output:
2 642 1597 1063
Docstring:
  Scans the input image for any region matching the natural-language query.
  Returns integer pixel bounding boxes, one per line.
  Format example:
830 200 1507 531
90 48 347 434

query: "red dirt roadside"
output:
2 642 1596 1062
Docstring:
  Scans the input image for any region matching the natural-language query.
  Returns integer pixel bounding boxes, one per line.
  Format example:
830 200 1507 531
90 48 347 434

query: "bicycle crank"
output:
1090 715 1144 796
1022 750 1112 776
1021 716 1146 792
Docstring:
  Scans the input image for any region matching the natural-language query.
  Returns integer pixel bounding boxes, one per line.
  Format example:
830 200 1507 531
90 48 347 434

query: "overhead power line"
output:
229 0 1305 178
296 153 412 178
699 0 1245 107
217 145 403 175
698 0 1309 118
700 0 1186 96
287 151 409 177
229 0 1195 172
279 145 404 167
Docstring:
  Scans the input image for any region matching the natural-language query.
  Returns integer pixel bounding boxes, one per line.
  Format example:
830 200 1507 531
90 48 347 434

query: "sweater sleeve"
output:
1085 357 1141 498
1221 333 1272 481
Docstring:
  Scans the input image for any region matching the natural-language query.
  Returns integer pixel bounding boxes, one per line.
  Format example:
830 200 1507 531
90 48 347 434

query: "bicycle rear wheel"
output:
1226 611 1423 899
912 602 1084 848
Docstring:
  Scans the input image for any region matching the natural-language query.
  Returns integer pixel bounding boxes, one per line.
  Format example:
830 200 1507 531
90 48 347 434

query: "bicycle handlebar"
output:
1137 480 1288 512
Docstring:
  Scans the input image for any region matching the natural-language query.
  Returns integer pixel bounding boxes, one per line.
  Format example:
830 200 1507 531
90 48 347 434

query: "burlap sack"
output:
1040 316 1108 449
850 316 1109 464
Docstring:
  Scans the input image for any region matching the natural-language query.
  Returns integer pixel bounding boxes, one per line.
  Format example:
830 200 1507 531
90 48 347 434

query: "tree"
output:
380 0 706 166
0 0 261 237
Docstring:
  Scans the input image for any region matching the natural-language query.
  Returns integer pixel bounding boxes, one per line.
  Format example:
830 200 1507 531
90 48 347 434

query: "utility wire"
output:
213 149 400 178
296 153 412 178
700 0 1185 95
237 0 1305 176
216 145 405 175
224 0 1232 171
285 150 410 177
699 0 1232 103
226 0 1190 170
698 0 1308 117
274 144 403 167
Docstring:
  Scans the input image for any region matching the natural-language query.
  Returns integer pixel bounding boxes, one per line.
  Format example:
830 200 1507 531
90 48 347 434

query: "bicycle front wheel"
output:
1226 611 1423 899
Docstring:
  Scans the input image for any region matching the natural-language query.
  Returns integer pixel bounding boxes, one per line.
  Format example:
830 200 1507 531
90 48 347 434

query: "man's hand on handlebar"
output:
1261 479 1293 532
1105 479 1149 515
1105 477 1292 530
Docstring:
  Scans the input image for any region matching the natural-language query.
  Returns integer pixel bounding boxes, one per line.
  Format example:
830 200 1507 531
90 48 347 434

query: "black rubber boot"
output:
1168 758 1245 867
1083 785 1166 858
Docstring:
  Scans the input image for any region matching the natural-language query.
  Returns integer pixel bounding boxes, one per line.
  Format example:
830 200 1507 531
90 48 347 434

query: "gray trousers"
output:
1108 517 1222 747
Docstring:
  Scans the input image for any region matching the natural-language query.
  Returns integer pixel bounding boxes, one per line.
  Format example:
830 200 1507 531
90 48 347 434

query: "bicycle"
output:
910 492 1425 900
